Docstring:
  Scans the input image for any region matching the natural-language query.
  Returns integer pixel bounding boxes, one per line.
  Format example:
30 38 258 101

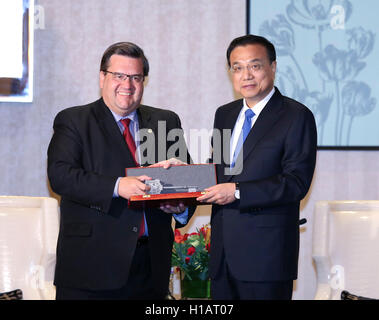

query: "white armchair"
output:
0 196 59 300
312 201 379 300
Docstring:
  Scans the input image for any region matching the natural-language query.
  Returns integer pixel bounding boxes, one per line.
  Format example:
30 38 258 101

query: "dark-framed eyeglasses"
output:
230 63 263 75
103 71 144 83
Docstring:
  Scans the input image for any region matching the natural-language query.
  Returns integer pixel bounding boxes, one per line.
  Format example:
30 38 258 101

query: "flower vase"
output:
181 278 211 299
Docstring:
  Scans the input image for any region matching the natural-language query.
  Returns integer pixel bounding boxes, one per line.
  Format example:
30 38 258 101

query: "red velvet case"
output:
126 164 217 208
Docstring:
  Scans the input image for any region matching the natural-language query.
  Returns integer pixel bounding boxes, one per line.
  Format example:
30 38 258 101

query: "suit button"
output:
132 227 138 233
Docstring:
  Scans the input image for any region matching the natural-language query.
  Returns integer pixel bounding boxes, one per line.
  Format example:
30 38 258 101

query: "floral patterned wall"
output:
249 0 377 147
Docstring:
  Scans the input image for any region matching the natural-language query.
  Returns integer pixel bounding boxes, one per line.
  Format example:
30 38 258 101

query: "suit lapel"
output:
216 100 243 180
137 106 161 165
137 105 157 136
226 89 285 181
223 100 243 134
137 105 151 130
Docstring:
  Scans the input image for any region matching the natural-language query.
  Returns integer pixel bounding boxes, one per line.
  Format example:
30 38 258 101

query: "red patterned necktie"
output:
121 118 138 166
120 118 145 237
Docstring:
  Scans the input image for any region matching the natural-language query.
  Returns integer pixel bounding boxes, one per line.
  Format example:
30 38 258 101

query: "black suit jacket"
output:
210 88 317 282
47 98 193 293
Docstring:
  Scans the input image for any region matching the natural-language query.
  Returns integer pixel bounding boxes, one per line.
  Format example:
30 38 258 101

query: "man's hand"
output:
196 183 236 205
148 158 186 169
118 175 151 200
159 201 187 214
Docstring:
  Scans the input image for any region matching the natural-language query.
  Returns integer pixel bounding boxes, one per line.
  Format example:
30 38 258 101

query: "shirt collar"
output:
242 87 275 116
110 109 138 123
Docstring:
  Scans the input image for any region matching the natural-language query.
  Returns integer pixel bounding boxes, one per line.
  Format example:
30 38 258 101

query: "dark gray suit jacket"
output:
47 98 193 293
210 88 317 282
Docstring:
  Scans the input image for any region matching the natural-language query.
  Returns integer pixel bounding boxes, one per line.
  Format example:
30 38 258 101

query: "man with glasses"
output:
48 42 193 299
198 35 317 299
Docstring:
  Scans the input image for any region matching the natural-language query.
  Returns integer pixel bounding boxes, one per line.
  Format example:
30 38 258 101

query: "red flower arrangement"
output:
171 224 211 281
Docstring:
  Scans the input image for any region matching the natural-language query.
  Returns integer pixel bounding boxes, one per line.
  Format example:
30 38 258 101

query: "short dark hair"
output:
100 42 149 76
226 34 276 67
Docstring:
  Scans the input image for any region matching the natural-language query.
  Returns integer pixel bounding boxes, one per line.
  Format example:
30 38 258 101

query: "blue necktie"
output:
231 108 255 168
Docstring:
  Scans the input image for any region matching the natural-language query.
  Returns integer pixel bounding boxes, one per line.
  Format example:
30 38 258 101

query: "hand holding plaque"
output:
126 164 217 208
